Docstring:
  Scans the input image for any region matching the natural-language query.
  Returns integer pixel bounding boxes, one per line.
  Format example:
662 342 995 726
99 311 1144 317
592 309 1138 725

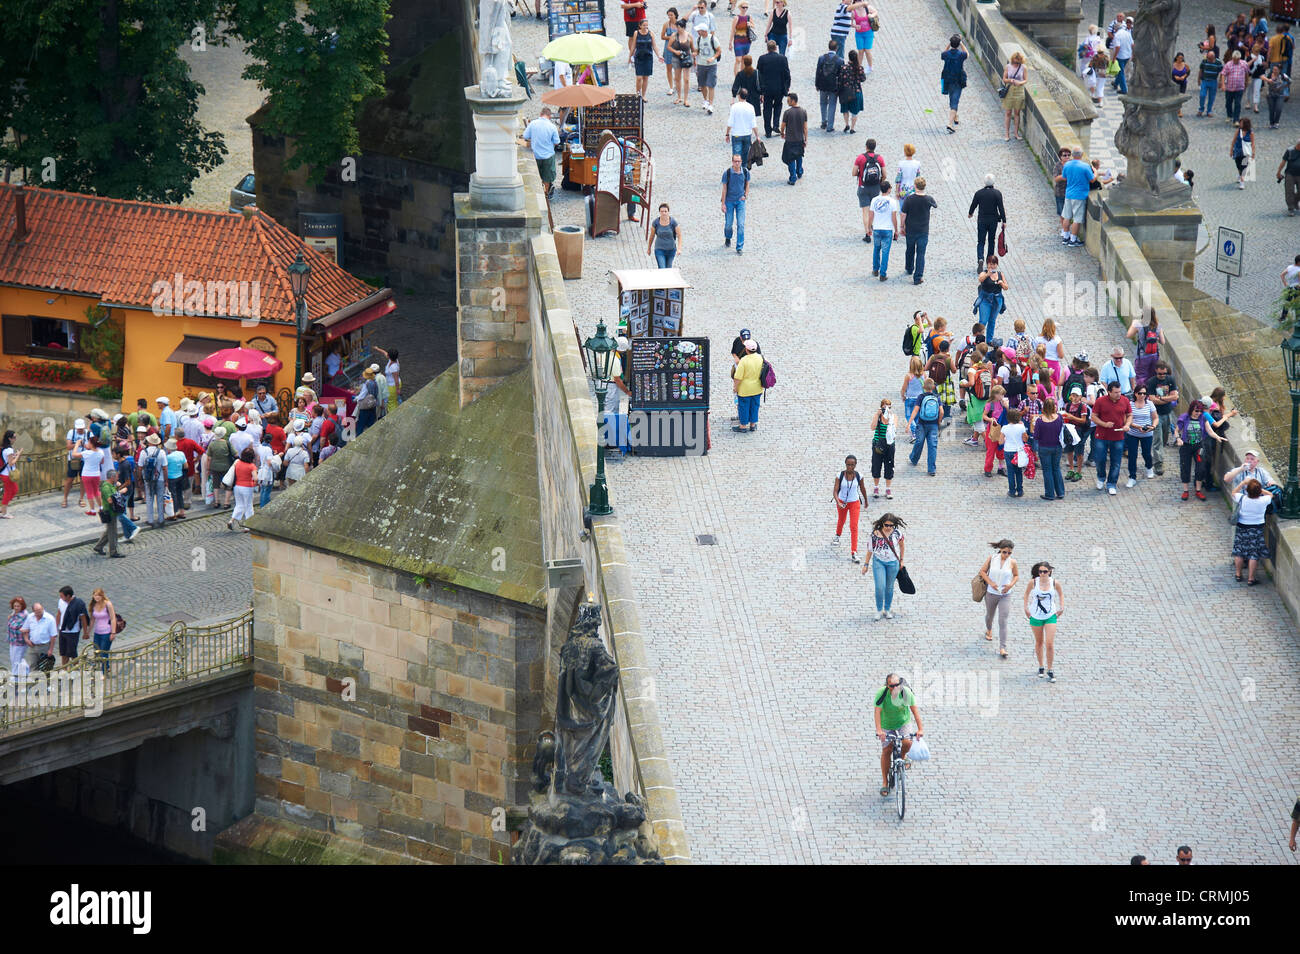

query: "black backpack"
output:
901 325 918 356
859 153 882 186
816 53 841 91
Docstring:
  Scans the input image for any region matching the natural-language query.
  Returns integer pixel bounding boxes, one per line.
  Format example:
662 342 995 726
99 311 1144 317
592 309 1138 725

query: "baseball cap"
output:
236 418 248 429
695 22 708 31
74 419 86 429
135 425 148 433
744 339 758 351
740 328 752 339
1074 351 1089 363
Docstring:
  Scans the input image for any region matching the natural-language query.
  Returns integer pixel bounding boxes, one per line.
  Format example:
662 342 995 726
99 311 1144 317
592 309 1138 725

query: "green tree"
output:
81 306 126 388
0 0 389 200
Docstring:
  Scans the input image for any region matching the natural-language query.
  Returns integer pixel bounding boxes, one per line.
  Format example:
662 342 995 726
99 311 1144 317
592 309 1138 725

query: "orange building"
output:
0 184 394 414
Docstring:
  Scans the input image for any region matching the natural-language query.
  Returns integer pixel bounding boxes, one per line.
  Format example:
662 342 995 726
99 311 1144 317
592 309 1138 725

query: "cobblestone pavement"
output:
178 31 261 212
1081 0 1297 321
516 2 1300 864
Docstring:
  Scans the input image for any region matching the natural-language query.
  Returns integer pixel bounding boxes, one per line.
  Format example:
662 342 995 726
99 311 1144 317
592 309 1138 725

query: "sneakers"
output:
873 486 880 497
1195 490 1207 500
1037 667 1045 678
724 236 731 247
1096 478 1105 490
1108 486 1117 495
1047 670 1056 683
126 526 142 542
962 436 980 446
831 535 841 546
1181 490 1190 500
1146 468 1155 479
885 489 892 499
1067 238 1083 247
851 553 861 564
875 611 885 621
884 611 894 619
1126 477 1136 488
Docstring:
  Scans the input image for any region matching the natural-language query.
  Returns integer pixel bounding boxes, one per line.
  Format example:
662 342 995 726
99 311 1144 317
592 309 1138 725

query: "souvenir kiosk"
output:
611 268 688 338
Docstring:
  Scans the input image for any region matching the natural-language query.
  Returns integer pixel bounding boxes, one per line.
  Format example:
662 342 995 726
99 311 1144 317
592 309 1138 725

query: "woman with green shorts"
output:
1024 561 1063 683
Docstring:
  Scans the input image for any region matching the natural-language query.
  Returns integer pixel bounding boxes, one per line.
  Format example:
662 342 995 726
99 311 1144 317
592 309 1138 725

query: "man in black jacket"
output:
756 40 791 138
967 174 1006 273
814 41 844 132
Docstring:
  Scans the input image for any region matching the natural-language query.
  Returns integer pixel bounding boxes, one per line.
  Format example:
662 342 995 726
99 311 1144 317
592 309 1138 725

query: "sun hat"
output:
368 363 381 372
164 438 178 451
135 425 148 433
616 336 630 350
203 417 215 429
300 372 316 384
146 434 162 446
156 396 170 405
291 419 306 432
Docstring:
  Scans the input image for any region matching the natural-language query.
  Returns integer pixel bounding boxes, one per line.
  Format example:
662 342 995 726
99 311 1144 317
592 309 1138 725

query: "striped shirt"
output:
1199 58 1224 83
1127 402 1156 437
832 3 853 38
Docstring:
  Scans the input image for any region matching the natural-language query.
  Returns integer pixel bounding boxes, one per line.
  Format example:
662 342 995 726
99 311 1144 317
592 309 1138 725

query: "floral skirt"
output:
1232 523 1268 561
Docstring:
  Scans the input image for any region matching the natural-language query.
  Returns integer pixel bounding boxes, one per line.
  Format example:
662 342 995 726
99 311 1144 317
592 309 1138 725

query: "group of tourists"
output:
7 586 118 678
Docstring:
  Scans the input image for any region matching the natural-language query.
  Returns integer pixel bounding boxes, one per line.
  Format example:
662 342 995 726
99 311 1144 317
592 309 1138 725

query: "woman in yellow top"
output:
733 338 764 432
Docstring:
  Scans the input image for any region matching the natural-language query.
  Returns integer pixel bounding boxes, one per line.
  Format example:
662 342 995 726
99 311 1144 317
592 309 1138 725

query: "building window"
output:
182 364 227 390
2 315 88 361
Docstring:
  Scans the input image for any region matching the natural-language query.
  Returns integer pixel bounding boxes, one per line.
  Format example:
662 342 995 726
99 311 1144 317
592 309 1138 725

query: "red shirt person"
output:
621 1 648 54
1090 381 1132 494
175 437 204 476
265 424 287 457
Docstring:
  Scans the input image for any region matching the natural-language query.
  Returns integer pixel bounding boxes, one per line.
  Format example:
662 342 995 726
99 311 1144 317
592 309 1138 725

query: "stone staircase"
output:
1177 289 1291 470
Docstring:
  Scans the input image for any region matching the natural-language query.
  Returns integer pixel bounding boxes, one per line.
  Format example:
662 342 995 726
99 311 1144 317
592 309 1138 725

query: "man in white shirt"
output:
229 419 255 458
20 604 58 670
726 89 758 167
1099 346 1137 396
551 58 573 88
1283 254 1300 289
1111 19 1134 94
687 0 716 38
866 180 902 282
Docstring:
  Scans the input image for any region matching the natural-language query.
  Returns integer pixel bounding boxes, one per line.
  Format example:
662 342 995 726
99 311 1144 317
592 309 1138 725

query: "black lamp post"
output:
1280 328 1300 519
287 251 312 390
582 320 617 517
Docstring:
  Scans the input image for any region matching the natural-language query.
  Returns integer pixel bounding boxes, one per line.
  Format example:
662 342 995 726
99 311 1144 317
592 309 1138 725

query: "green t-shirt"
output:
874 685 916 730
128 411 156 431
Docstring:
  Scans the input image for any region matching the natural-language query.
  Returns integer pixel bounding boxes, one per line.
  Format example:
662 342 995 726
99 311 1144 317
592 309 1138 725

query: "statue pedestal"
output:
1111 91 1192 212
465 84 527 213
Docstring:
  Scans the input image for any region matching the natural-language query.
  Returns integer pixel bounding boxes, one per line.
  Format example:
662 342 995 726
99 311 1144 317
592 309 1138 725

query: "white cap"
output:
616 336 630 350
74 419 86 429
156 396 170 405
744 339 758 351
236 418 248 429
368 363 381 372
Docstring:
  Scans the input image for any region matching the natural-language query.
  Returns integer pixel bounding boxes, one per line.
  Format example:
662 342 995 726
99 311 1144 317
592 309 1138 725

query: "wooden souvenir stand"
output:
563 92 647 194
611 268 689 338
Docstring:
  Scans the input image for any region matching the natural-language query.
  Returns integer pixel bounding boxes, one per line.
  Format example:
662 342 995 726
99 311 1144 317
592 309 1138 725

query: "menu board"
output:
620 287 684 338
629 337 709 410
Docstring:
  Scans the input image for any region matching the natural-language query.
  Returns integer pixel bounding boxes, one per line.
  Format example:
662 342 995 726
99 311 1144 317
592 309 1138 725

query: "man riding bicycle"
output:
874 673 924 796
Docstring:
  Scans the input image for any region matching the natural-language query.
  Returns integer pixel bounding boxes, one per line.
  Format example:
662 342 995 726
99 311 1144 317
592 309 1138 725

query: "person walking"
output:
975 255 1009 343
832 454 868 562
1099 346 1137 397
814 41 845 132
852 2 878 73
1001 408 1028 497
163 438 188 520
867 399 897 498
941 35 967 133
1002 52 1029 140
755 39 790 137
0 430 21 519
1024 562 1064 682
1172 51 1191 115
726 88 758 163
228 446 258 532
720 152 750 254
732 337 764 431
766 0 790 55
852 138 886 239
1146 361 1179 476
1055 147 1094 247
1276 139 1300 214
55 585 89 667
867 180 900 281
88 588 117 675
630 20 663 101
694 22 721 113
1124 385 1158 486
732 53 760 118
521 107 562 198
1220 50 1250 125
622 0 649 58
900 177 936 285
829 1 853 58
1092 380 1133 495
668 23 695 105
1034 398 1066 500
906 379 941 476
1264 64 1289 128
837 49 866 134
646 203 683 267
779 92 808 184
62 418 88 510
661 7 681 96
91 469 124 557
1111 16 1134 95
900 355 926 442
1230 117 1255 188
1197 48 1222 116
978 539 1019 657
730 2 757 76
862 513 906 620
1232 479 1274 585
7 597 30 674
968 175 1006 273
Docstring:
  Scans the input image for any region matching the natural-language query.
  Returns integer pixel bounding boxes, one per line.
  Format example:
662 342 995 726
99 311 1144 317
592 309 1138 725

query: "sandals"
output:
998 648 1008 658
984 631 993 641
879 785 890 797
1247 578 1259 586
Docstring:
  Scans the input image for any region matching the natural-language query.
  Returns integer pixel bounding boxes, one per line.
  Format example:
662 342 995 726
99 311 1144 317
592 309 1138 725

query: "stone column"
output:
465 85 528 213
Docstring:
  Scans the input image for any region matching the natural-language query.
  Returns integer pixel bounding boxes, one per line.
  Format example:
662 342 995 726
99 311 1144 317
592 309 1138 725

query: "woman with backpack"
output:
837 50 866 133
1023 562 1064 682
866 400 897 499
900 356 926 442
978 539 1019 656
355 368 381 436
961 343 992 446
861 513 906 621
975 255 1008 344
1229 117 1255 189
205 429 234 510
832 454 868 562
1126 306 1164 385
981 384 1009 477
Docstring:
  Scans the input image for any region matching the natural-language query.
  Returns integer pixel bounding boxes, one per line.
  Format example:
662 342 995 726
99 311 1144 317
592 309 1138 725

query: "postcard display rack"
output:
548 0 609 85
612 268 688 338
627 337 710 456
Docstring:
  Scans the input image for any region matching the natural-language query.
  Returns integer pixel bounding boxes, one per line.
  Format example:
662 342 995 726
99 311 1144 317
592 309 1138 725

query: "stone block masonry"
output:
217 536 545 865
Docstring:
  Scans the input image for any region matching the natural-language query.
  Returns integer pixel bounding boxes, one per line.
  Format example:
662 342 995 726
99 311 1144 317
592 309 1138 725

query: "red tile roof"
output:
0 184 386 325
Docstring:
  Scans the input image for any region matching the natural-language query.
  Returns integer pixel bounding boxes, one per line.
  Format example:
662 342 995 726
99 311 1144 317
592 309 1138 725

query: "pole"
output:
294 297 306 390
1225 274 1231 307
1282 391 1300 519
589 382 613 515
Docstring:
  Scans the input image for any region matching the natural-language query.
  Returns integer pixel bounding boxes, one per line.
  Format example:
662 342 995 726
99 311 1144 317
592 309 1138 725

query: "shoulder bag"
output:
971 559 989 602
883 534 916 595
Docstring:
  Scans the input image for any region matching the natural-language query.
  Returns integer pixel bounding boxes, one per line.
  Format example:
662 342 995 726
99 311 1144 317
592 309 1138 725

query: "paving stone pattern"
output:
517 2 1300 864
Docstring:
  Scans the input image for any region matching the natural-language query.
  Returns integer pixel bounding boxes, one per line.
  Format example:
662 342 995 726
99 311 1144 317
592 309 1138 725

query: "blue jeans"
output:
786 156 803 182
1039 447 1064 498
872 230 893 277
731 134 751 158
259 481 273 507
1114 57 1129 93
904 233 928 280
357 407 376 434
117 512 138 538
872 558 899 612
1006 459 1023 495
724 199 746 249
903 396 920 438
737 393 760 426
1199 79 1217 113
654 248 676 268
977 293 1002 343
774 34 788 55
1125 433 1153 478
144 475 167 524
93 632 112 674
1094 437 1123 489
908 420 939 473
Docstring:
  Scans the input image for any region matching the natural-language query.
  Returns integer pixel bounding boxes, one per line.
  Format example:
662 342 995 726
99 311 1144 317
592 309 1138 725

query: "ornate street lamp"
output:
287 251 312 390
582 320 617 517
1280 329 1300 519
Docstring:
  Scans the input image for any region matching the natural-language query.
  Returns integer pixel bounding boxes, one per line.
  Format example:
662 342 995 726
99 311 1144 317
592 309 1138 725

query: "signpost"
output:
1215 226 1244 305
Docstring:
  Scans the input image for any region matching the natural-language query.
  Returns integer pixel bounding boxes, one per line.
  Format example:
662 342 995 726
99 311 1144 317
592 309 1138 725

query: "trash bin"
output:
554 225 584 280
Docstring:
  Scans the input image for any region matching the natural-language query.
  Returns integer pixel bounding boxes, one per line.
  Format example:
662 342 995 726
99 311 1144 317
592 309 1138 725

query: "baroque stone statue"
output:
478 0 515 98
1129 0 1181 96
514 604 662 864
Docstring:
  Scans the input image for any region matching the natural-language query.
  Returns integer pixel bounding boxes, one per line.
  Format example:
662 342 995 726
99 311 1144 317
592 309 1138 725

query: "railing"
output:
13 450 69 499
0 609 254 733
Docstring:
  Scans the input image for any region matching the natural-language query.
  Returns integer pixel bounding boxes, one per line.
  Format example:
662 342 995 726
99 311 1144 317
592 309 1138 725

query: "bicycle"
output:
884 729 918 820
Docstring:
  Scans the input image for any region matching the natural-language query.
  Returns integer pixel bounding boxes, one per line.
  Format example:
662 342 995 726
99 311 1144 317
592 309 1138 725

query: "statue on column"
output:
553 603 619 795
478 0 515 98
1113 0 1189 202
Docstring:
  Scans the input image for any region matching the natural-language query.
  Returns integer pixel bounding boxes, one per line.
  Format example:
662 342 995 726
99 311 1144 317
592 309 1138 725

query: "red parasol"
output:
197 347 283 380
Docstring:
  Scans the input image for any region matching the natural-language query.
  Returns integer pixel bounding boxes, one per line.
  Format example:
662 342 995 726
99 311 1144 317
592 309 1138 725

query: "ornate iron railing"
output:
13 449 69 499
0 609 253 734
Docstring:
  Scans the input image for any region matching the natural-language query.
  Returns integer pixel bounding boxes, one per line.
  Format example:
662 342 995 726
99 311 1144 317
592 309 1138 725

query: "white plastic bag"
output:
1015 448 1029 469
907 735 931 762
163 490 175 518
